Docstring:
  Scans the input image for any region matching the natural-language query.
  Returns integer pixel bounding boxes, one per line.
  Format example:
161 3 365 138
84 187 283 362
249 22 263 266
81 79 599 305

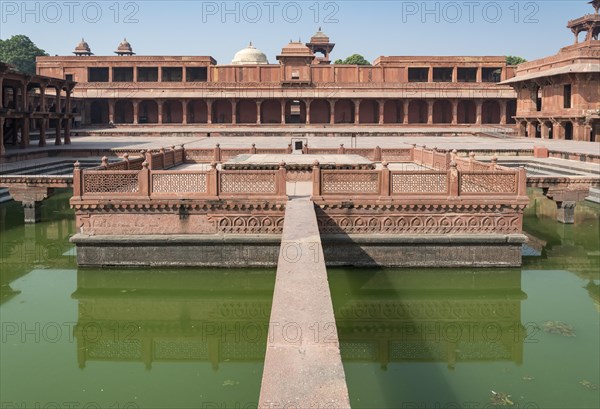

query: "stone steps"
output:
586 187 600 204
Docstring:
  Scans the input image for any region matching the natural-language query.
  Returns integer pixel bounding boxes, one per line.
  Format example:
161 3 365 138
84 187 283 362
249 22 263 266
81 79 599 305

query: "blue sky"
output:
0 1 594 63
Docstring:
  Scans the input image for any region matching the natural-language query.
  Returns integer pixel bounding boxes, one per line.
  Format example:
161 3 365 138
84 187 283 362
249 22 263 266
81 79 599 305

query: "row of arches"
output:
89 98 516 125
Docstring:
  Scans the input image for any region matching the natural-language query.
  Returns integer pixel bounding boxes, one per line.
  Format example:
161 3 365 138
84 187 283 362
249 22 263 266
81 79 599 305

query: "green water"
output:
1 190 599 409
0 191 275 409
331 192 600 409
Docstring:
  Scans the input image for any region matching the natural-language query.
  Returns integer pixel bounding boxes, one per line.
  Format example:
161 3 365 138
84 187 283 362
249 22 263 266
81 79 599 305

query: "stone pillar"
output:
256 100 262 124
403 100 409 124
158 100 163 124
207 99 213 124
452 67 458 82
476 66 482 83
20 82 30 148
280 99 286 124
64 89 71 144
0 117 4 156
499 100 507 125
305 99 311 125
451 99 458 125
20 117 30 149
55 114 62 145
39 86 47 147
475 100 482 125
574 121 587 141
556 201 576 224
133 100 139 124
541 122 550 139
108 99 115 123
231 99 237 124
378 100 385 125
23 201 43 223
427 100 433 124
552 121 563 140
353 99 360 124
329 100 336 124
527 122 537 138
182 99 188 124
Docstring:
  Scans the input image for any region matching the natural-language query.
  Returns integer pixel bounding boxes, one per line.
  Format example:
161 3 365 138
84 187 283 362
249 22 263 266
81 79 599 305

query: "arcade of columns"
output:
0 63 74 156
96 97 512 126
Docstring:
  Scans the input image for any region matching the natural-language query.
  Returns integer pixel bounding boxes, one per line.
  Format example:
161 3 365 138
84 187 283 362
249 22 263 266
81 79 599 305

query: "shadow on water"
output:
328 267 527 408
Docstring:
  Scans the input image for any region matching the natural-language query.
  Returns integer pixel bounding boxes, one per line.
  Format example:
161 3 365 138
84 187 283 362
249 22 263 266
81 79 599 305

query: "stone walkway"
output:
259 198 350 408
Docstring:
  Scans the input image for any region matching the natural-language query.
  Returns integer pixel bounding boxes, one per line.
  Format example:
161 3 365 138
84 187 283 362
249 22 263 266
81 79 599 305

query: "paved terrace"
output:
2 132 600 158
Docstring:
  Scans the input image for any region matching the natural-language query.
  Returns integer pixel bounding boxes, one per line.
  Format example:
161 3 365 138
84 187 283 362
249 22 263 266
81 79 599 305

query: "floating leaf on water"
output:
490 391 515 406
541 321 576 337
222 380 235 387
522 376 535 382
579 380 599 390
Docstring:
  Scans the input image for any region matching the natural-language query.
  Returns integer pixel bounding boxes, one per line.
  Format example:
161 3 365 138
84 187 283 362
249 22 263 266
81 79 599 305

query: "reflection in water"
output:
331 269 526 370
0 190 74 304
71 269 275 371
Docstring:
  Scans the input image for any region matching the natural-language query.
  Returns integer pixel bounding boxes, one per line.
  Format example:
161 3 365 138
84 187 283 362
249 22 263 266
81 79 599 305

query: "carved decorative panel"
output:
152 173 207 193
185 149 214 162
220 173 276 194
83 173 139 193
213 215 285 234
460 173 517 194
317 214 521 234
321 172 379 194
382 149 412 162
392 173 448 194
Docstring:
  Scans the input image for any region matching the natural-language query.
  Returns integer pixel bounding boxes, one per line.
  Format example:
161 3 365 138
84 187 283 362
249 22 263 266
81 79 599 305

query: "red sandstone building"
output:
501 0 600 142
36 32 518 129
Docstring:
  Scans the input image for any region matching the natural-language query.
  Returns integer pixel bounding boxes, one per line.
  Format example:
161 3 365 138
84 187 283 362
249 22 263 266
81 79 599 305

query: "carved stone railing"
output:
72 162 287 200
312 161 526 200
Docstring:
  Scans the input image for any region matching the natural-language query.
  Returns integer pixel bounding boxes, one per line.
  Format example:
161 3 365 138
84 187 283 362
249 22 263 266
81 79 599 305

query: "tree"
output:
506 55 527 66
0 35 48 75
334 54 371 65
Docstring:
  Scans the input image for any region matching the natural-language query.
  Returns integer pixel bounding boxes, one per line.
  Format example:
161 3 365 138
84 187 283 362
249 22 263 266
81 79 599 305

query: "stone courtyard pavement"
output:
4 132 600 157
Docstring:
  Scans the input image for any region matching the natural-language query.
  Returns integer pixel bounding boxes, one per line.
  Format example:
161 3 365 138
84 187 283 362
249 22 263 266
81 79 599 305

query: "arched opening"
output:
309 100 330 124
285 100 306 124
237 100 257 124
591 122 599 143
90 100 109 124
114 100 134 124
163 100 183 123
408 100 427 124
187 100 208 123
457 100 476 124
213 100 232 123
261 100 281 124
565 121 573 140
383 100 403 124
432 100 452 124
334 100 354 124
139 100 158 124
359 100 379 124
482 101 501 124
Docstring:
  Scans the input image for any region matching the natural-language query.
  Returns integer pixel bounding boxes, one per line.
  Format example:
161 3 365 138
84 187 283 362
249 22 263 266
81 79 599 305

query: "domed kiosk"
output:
114 38 135 56
73 38 93 56
231 42 269 65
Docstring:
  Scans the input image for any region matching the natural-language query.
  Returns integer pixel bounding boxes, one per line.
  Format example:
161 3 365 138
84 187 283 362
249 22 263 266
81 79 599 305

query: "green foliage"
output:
0 35 48 75
334 54 371 65
506 55 527 66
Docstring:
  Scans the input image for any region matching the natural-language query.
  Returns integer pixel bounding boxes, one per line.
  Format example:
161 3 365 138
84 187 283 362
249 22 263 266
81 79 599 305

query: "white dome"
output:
231 42 269 65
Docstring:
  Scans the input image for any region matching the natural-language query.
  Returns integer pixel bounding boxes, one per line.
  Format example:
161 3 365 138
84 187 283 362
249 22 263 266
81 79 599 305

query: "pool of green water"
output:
1 189 598 409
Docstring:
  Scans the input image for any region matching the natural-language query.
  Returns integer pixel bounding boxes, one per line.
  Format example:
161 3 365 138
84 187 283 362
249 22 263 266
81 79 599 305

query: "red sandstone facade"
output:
36 33 518 128
502 3 600 142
